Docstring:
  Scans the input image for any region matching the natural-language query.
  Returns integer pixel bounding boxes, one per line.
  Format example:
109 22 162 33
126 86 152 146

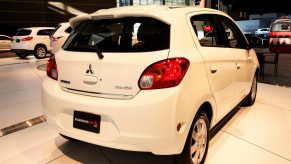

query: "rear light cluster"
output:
269 32 290 38
22 36 33 41
47 56 58 80
50 35 63 41
139 58 190 90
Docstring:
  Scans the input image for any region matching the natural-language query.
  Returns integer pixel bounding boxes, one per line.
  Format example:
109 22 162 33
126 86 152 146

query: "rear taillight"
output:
22 36 33 41
139 58 190 90
47 56 58 80
50 35 63 41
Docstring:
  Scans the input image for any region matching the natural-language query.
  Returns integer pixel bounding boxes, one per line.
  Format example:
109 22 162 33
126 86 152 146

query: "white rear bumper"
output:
41 77 189 155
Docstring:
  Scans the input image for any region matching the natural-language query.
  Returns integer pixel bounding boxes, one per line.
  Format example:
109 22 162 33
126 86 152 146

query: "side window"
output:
37 29 53 36
65 27 72 33
0 36 9 40
190 14 228 47
217 15 248 49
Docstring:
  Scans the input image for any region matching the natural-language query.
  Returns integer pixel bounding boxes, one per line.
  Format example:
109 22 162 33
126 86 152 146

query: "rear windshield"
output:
15 29 32 36
63 17 170 52
271 22 291 32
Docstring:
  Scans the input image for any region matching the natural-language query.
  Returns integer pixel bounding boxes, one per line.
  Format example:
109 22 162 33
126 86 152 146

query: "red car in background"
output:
269 18 291 53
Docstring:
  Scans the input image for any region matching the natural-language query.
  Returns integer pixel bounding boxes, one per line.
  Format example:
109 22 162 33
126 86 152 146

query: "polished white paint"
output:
50 22 71 55
11 27 54 51
42 5 259 155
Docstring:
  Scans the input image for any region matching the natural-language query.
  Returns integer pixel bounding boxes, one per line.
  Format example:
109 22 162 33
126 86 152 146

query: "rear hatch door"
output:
57 17 170 99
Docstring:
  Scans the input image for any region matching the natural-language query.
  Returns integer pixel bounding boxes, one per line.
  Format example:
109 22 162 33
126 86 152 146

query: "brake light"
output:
139 58 190 90
22 36 33 41
47 56 58 80
50 35 63 41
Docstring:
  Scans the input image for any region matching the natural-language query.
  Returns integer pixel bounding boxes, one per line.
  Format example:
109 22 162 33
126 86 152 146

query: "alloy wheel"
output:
36 47 46 58
191 118 208 164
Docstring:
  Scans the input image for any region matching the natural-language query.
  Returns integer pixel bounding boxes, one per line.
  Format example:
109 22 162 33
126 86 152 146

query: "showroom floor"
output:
0 57 290 164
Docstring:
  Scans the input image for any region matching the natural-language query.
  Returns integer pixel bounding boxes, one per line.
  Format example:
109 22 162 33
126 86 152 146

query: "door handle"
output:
236 63 241 69
210 66 218 74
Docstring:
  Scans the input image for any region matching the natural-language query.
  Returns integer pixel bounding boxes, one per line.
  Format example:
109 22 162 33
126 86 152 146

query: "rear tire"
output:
174 112 210 164
34 45 47 59
242 74 257 106
16 53 28 59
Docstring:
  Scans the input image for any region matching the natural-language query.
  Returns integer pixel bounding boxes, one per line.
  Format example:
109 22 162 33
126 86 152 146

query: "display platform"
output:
0 57 290 164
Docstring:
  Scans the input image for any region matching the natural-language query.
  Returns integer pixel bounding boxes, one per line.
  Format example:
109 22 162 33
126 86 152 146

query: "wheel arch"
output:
196 101 213 127
35 43 47 50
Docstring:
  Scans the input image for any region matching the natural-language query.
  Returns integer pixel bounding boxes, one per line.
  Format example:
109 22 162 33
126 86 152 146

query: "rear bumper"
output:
41 77 189 155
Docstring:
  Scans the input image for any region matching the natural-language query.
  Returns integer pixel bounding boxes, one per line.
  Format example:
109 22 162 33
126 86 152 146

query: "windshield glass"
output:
271 22 291 32
15 29 32 36
63 17 170 52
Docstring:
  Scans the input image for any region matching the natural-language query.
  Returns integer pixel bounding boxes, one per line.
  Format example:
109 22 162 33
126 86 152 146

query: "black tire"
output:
242 74 258 106
16 53 28 59
174 112 210 164
60 134 78 142
34 45 47 59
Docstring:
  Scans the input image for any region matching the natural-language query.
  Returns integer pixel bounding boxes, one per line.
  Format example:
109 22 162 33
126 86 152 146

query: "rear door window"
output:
63 17 170 52
190 14 228 47
37 29 53 36
217 15 248 49
15 29 32 36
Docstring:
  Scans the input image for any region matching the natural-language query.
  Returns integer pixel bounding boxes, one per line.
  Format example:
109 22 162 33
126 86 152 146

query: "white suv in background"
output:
50 22 72 55
11 27 54 59
42 6 259 164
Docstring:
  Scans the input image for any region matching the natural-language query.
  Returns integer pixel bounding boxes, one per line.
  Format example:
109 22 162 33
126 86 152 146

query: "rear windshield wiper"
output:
87 34 104 60
96 45 104 60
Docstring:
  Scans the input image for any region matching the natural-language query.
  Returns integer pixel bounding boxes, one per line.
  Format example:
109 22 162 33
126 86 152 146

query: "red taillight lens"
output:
47 56 58 80
139 58 190 90
22 36 33 41
50 35 62 41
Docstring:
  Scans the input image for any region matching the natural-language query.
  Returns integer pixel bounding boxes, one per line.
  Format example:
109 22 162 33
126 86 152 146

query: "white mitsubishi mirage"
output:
42 5 259 164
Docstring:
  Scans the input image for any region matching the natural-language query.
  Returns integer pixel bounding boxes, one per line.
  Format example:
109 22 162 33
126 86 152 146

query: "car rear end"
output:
11 28 34 54
42 6 202 155
50 23 72 54
269 19 291 53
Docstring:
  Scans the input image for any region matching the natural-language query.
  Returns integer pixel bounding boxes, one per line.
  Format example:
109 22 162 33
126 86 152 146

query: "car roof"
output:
70 5 228 29
273 18 291 24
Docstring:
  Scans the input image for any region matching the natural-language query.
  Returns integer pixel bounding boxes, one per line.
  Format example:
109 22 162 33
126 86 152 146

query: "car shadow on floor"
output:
54 137 174 164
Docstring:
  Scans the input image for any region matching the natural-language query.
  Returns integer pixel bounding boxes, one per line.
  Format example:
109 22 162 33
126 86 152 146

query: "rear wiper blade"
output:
96 45 104 60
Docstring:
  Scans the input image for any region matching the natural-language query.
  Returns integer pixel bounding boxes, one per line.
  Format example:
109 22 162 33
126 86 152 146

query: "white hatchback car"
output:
42 6 259 164
11 27 54 59
50 22 72 55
